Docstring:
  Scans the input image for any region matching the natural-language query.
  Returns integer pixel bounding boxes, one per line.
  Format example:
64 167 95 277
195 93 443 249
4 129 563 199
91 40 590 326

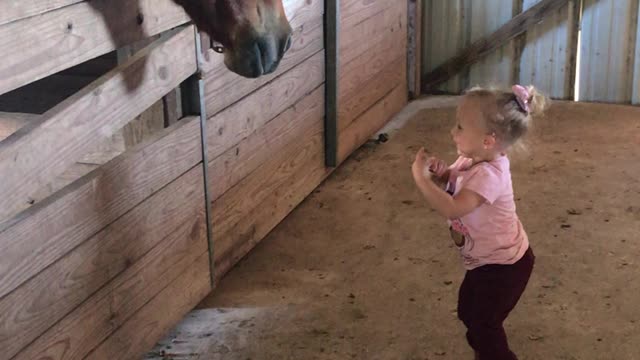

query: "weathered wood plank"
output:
0 0 190 95
0 115 201 300
0 112 36 141
89 251 212 360
13 175 207 360
0 0 84 26
421 0 570 91
207 85 324 202
205 50 325 160
339 13 407 101
202 3 324 116
339 56 405 131
0 166 205 360
339 1 404 66
210 97 325 239
213 131 330 280
340 0 393 31
0 26 197 223
338 84 407 164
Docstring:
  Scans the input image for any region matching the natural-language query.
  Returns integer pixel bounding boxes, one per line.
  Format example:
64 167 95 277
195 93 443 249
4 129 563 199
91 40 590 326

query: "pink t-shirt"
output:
446 155 529 270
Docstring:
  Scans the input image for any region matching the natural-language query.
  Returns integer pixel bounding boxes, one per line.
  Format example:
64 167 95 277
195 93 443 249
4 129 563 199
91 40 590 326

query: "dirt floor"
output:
148 97 640 360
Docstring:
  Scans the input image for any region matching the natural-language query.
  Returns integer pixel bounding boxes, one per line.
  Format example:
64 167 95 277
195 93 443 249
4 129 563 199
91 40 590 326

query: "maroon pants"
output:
457 247 535 360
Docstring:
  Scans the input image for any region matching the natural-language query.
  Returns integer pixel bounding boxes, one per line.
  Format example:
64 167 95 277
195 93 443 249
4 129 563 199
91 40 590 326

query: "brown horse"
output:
172 0 293 78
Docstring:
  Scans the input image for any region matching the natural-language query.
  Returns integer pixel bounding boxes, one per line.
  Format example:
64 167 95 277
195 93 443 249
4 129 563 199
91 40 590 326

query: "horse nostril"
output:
283 35 292 53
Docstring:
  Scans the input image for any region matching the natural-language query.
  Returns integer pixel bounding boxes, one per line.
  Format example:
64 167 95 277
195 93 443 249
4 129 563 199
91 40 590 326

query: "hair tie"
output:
512 84 530 113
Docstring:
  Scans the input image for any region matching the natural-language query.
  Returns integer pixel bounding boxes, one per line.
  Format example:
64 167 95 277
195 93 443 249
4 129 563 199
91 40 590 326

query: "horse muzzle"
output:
224 29 293 78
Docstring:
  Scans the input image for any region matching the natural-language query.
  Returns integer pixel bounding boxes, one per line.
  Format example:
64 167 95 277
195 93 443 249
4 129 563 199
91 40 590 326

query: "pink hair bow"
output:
512 84 530 113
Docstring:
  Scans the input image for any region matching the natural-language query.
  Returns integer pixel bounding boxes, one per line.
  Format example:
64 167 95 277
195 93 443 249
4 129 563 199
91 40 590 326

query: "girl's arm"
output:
412 148 484 219
413 175 484 219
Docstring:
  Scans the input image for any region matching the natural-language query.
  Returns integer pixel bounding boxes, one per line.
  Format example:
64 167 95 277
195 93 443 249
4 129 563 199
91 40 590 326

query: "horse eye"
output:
212 45 224 54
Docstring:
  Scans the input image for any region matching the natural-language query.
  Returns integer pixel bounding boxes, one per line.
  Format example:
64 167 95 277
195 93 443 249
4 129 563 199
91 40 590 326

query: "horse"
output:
172 0 293 78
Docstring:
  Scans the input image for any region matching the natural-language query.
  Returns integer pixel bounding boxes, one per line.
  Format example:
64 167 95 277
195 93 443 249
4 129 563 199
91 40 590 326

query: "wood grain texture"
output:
0 112 36 141
12 171 207 360
0 0 84 26
339 56 405 131
207 85 325 202
0 0 190 95
210 97 325 239
339 7 407 100
0 26 197 223
213 132 330 281
0 166 205 360
205 51 325 160
340 0 393 31
88 251 212 360
338 84 408 164
340 0 404 66
0 116 201 300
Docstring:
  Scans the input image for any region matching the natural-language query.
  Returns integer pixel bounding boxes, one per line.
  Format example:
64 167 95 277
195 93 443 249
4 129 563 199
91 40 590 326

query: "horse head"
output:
172 0 293 78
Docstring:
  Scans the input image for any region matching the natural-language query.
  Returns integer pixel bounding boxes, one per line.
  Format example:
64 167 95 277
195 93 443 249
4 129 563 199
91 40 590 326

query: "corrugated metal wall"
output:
422 0 640 104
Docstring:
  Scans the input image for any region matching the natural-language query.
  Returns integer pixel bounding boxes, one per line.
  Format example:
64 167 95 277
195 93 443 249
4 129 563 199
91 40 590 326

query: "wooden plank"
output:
340 0 393 31
338 56 405 131
0 166 205 360
207 85 324 202
0 116 201 300
89 252 212 360
339 13 407 102
0 0 84 26
213 134 330 280
0 0 190 95
421 0 570 92
338 84 407 164
205 51 325 160
201 5 324 116
340 3 404 66
13 176 208 360
0 112 36 141
118 35 167 150
210 97 325 239
0 26 197 223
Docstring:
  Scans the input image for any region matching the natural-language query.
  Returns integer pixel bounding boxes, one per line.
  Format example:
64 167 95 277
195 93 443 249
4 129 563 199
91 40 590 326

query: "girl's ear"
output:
483 133 497 149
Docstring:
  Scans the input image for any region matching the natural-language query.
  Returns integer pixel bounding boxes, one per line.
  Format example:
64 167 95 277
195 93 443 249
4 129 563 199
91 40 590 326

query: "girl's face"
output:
450 97 495 158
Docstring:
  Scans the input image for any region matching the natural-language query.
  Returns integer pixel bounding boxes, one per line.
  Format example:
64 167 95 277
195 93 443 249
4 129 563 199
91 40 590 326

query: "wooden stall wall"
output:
0 2 211 359
338 0 409 164
199 0 408 283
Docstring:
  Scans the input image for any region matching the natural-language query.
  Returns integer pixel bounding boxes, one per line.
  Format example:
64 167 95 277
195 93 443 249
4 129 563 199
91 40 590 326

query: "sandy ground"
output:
148 98 640 360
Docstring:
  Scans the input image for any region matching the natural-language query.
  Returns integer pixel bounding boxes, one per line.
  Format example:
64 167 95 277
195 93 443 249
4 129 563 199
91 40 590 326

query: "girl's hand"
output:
426 157 448 177
412 147 429 180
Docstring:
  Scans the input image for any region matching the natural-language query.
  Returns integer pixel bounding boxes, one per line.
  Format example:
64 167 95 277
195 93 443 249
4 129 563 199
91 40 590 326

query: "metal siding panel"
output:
422 0 465 93
580 0 636 103
632 2 640 104
519 0 572 99
466 0 515 89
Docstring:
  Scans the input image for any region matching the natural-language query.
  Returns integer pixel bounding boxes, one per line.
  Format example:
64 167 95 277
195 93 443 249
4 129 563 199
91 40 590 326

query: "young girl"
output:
411 85 547 360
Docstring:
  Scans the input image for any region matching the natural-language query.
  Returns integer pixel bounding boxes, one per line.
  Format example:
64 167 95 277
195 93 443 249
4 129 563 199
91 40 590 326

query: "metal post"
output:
182 27 215 287
324 0 339 167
